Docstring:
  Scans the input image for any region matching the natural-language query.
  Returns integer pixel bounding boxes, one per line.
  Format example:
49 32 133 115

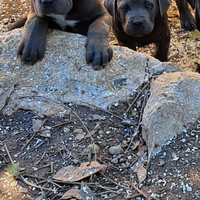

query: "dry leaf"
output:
32 119 51 137
132 141 140 151
134 162 147 184
61 189 81 199
76 132 86 141
136 148 145 158
85 130 97 139
32 119 43 131
0 85 14 111
81 183 96 200
38 129 51 138
53 161 107 182
89 114 106 121
16 185 28 193
87 144 100 154
189 29 200 39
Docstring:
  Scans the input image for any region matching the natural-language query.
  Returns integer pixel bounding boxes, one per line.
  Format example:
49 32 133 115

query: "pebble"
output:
111 158 118 164
187 186 192 192
109 146 124 155
73 129 83 134
63 127 70 134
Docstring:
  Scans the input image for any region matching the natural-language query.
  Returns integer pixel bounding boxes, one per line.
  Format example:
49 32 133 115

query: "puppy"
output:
103 0 171 61
13 0 113 69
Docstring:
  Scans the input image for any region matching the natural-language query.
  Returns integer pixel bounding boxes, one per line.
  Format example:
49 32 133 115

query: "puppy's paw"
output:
85 38 113 70
180 15 195 31
17 36 45 65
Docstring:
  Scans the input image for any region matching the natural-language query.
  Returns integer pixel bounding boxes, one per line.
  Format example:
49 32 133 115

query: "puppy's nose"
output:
133 20 143 27
42 0 54 6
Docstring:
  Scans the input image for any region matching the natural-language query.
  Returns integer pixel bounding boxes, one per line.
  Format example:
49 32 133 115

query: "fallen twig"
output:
4 144 14 165
99 171 130 191
130 182 149 199
126 90 148 152
97 157 119 170
81 102 124 121
127 193 143 199
20 175 56 192
21 119 47 150
125 82 149 114
35 151 46 165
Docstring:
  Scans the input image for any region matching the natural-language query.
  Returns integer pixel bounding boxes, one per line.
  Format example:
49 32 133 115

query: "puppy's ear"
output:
103 0 116 20
186 0 195 9
157 0 171 16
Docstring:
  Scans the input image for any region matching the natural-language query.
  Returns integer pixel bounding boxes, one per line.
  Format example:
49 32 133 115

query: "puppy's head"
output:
104 0 170 37
32 0 73 17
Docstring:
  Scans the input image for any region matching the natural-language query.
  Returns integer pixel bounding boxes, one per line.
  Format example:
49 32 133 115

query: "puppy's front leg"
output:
18 12 48 65
85 13 113 69
154 32 170 62
196 0 200 31
175 0 195 30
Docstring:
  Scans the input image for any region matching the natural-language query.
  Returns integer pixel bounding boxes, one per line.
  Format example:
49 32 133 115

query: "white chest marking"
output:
47 14 79 28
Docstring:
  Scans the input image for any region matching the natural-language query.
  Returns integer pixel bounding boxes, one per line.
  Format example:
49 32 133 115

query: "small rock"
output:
10 180 17 187
89 114 106 121
17 185 28 193
119 158 126 162
111 158 118 164
3 18 8 24
172 152 179 161
187 186 192 192
75 132 86 141
72 159 79 164
158 159 165 166
63 127 70 134
73 129 83 134
127 155 132 160
109 146 124 155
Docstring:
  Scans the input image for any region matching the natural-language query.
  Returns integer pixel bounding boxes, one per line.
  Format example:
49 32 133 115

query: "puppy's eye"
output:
120 4 130 11
146 2 153 9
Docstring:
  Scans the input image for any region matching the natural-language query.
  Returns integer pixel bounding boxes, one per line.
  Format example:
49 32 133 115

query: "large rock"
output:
0 29 179 116
142 71 200 156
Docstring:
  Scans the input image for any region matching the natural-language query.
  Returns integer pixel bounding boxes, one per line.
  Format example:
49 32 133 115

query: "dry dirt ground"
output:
0 1 200 200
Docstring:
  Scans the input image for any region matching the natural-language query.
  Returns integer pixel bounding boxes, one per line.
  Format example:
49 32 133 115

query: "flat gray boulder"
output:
0 29 179 116
142 71 200 156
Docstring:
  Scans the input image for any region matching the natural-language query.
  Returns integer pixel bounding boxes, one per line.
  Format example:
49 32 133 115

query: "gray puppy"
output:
103 0 171 61
12 0 113 69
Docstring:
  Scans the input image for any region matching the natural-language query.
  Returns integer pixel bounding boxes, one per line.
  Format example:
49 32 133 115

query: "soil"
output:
0 1 200 200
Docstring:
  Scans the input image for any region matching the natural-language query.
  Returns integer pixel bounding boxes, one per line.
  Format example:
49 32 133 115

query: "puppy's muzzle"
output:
132 19 144 28
41 0 54 7
125 18 145 36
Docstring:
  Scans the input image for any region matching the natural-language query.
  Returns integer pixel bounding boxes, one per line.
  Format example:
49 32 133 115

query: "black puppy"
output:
103 0 171 61
13 0 113 69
